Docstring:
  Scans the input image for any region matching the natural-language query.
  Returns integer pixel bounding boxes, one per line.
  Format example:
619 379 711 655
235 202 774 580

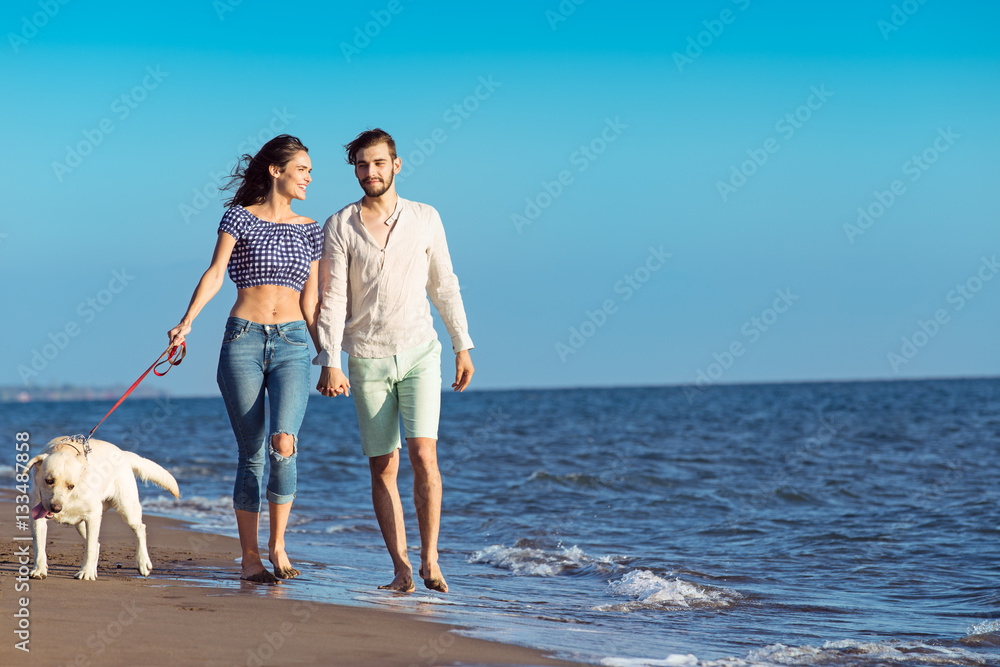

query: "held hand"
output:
167 322 191 351
317 367 351 398
453 350 474 392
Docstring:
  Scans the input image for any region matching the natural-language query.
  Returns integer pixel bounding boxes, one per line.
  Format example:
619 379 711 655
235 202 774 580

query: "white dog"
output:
27 436 180 581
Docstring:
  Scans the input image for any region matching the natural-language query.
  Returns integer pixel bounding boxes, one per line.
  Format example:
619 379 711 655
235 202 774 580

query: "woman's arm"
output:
300 260 320 352
167 232 237 349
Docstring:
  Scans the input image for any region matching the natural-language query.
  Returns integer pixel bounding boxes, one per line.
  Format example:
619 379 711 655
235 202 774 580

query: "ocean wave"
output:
595 570 740 611
468 543 625 577
602 656 700 667
967 619 1000 637
141 495 235 531
322 523 379 534
740 639 1000 666
603 638 1000 667
525 470 610 489
962 620 1000 648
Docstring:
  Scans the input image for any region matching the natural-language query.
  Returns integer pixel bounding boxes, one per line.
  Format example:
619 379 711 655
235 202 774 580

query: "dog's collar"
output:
58 434 91 459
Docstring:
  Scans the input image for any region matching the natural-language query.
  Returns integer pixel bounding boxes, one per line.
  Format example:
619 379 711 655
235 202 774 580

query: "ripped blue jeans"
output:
217 317 310 512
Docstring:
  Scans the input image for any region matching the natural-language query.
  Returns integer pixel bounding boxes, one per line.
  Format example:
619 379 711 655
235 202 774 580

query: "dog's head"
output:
27 449 88 519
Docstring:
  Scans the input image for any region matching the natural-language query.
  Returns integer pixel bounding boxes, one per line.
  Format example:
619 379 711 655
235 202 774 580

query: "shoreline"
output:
0 495 586 666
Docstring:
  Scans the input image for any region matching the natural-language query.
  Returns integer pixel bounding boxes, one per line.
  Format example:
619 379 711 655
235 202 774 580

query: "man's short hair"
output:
345 128 397 166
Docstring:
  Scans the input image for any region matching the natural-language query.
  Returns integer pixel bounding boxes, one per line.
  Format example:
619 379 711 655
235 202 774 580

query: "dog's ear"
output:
25 454 48 473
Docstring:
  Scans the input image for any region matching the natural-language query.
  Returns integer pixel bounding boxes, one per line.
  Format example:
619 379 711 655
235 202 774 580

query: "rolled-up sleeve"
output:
426 209 474 354
313 216 350 369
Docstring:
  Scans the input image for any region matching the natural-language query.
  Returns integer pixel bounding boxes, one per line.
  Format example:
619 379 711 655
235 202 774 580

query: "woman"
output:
168 134 321 584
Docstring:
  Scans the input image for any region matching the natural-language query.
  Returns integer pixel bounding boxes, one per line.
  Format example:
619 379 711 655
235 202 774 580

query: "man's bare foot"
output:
240 562 279 585
377 572 415 593
419 563 448 593
268 549 300 579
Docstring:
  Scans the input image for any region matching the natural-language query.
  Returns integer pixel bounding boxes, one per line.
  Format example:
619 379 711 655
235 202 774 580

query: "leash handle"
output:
87 342 186 442
154 342 186 376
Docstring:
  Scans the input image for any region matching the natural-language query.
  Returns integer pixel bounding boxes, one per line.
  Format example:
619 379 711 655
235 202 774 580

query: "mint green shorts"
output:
348 338 442 457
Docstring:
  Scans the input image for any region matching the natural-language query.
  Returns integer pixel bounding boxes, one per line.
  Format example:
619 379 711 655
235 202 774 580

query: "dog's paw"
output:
138 558 152 577
74 568 98 581
29 567 47 580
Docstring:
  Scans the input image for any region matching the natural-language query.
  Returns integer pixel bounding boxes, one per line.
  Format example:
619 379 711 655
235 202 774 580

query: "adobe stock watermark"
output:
546 0 586 30
556 245 671 363
887 254 997 373
340 0 410 63
862 459 965 561
119 398 177 451
673 0 751 73
442 406 509 475
179 107 295 224
397 75 501 181
17 268 135 383
213 0 242 20
66 599 143 664
512 117 628 233
240 601 318 667
717 85 833 202
8 0 71 53
843 126 959 244
599 441 635 484
407 629 456 667
878 0 930 40
683 288 799 403
724 416 836 528
51 66 169 182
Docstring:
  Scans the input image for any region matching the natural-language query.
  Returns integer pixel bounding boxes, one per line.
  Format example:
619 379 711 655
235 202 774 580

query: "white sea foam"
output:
595 570 739 611
741 639 1000 665
141 495 235 532
323 523 377 534
468 543 620 576
604 638 1000 667
602 655 700 666
967 619 1000 636
601 653 699 667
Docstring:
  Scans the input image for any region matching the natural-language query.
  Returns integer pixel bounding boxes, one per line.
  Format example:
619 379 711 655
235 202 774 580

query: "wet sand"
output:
0 496 583 666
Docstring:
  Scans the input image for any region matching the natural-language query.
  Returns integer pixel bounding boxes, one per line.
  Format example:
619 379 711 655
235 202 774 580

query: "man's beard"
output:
360 170 393 197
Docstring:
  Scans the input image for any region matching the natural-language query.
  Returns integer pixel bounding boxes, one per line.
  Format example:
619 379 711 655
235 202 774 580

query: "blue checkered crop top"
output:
218 206 324 292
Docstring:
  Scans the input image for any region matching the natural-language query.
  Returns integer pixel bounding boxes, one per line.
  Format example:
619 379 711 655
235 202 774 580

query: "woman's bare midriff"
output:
230 285 304 324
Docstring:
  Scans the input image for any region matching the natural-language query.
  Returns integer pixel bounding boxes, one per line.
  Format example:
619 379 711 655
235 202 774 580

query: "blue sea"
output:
4 379 999 666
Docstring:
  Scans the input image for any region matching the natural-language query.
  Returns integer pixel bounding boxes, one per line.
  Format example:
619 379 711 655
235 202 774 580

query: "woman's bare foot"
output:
268 549 300 579
419 563 448 593
378 571 416 592
240 560 279 585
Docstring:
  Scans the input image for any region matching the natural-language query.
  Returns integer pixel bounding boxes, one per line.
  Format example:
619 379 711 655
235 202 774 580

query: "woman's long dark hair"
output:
222 134 308 208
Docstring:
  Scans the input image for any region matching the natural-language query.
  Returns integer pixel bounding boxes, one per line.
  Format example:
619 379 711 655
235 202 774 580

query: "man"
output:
314 128 474 593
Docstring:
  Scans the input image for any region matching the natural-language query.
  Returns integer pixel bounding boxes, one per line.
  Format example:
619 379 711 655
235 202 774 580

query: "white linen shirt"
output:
312 197 474 369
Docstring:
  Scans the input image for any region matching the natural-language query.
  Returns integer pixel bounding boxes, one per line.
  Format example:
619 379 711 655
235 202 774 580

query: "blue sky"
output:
2 0 997 397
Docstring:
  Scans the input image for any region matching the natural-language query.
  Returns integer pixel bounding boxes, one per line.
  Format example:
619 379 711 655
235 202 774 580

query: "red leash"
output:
83 343 187 446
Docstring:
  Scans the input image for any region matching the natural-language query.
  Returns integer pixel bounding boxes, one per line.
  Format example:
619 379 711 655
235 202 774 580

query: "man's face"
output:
354 142 400 198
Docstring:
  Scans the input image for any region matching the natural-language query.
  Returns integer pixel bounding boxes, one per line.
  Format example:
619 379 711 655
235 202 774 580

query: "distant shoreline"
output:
0 385 170 404
5 374 998 403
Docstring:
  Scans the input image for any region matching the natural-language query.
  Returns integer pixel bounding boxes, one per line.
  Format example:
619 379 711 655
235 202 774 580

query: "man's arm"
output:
314 216 351 397
426 209 475 392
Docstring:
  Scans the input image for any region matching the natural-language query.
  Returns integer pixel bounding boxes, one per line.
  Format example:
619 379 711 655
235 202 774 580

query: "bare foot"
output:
268 549 300 579
419 563 448 593
378 572 415 593
240 562 279 585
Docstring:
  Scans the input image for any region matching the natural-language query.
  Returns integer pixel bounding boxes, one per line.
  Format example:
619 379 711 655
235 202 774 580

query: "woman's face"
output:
273 150 312 201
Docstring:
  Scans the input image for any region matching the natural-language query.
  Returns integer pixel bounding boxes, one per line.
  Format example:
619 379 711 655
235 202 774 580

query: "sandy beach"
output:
0 496 582 666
